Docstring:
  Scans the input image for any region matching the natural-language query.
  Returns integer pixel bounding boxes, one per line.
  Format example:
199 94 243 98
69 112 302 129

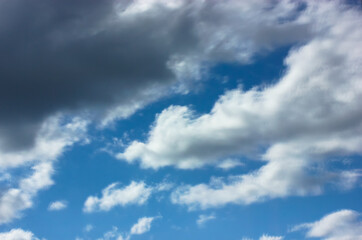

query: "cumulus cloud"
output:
83 181 170 213
292 209 362 240
196 213 216 227
0 116 88 224
0 0 314 151
0 228 41 240
118 1 362 208
48 200 67 211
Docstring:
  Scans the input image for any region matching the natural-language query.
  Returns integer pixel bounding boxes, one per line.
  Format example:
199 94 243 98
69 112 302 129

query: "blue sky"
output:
0 1 362 240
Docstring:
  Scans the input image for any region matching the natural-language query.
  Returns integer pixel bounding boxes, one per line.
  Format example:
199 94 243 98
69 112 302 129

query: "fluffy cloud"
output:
196 213 216 227
84 181 167 213
292 209 362 240
0 228 40 240
0 116 88 224
48 200 68 211
0 0 314 151
118 1 362 208
130 217 156 235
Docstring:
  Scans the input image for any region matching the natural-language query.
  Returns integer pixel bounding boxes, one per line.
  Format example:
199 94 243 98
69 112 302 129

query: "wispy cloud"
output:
48 200 68 211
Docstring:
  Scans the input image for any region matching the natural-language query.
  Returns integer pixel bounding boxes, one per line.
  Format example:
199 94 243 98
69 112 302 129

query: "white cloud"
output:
0 116 88 224
217 159 244 170
0 162 54 224
83 181 152 213
292 209 362 240
119 1 362 208
96 216 159 240
97 226 120 240
121 1 362 169
84 180 173 213
0 228 40 240
259 235 283 240
242 235 283 240
0 116 88 169
196 213 216 226
48 200 67 211
130 217 156 235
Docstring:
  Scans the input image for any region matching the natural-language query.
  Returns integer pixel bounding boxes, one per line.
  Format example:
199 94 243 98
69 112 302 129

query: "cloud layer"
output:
118 1 362 209
0 0 312 151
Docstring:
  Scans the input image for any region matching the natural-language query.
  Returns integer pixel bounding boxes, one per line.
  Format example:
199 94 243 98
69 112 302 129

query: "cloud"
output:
0 116 88 170
117 1 362 208
84 224 93 233
0 0 314 151
292 209 362 240
120 0 362 170
48 200 67 211
0 228 40 240
97 226 120 240
196 213 216 227
83 181 153 213
216 159 244 170
97 216 159 240
242 235 283 240
0 116 88 224
259 235 283 240
130 216 156 235
0 162 54 224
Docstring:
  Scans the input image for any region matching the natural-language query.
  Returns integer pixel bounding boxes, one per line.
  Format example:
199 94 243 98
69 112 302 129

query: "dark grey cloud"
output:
0 0 310 151
0 0 197 151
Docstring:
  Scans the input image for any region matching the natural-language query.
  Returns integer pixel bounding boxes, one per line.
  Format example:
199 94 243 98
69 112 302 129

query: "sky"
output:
0 0 362 239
